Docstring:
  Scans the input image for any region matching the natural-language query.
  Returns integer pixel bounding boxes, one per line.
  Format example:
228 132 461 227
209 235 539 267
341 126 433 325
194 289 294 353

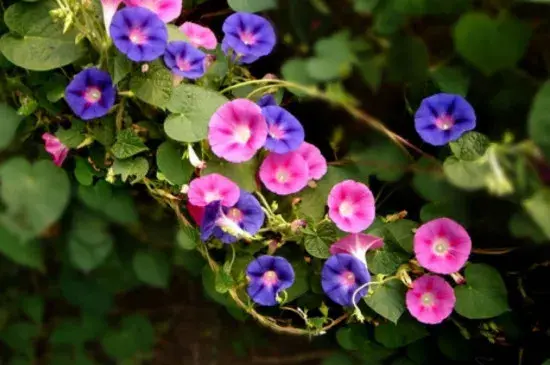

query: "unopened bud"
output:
180 184 189 194
290 219 306 232
262 73 277 80
141 63 149 73
173 74 183 86
451 272 466 285
187 144 206 169
291 197 302 206
307 180 318 188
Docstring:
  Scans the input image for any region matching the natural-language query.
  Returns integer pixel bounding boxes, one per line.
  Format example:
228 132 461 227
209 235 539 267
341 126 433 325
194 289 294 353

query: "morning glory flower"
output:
321 254 371 307
262 106 305 154
414 93 476 146
330 233 384 266
187 173 240 207
179 22 218 50
327 180 376 233
42 133 69 167
123 0 182 23
163 41 206 79
246 255 295 306
64 68 115 120
406 274 456 324
100 0 122 35
257 94 277 109
295 142 327 181
259 152 309 195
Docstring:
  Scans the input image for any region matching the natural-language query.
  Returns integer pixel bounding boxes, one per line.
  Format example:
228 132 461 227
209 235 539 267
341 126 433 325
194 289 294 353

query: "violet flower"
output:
321 254 371 307
246 255 295 306
164 41 206 79
64 68 115 120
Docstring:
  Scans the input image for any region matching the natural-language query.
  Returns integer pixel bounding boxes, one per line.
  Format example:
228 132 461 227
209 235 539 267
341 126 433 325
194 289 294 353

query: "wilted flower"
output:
179 22 217 50
327 180 375 233
295 142 327 181
42 133 69 166
259 152 309 195
110 7 168 62
321 254 371 307
414 93 476 146
64 68 115 120
221 12 276 64
262 106 305 154
100 0 122 35
187 173 240 207
246 255 295 306
257 94 277 108
330 233 383 266
123 0 182 23
164 41 206 79
208 99 268 163
414 218 472 274
406 274 456 324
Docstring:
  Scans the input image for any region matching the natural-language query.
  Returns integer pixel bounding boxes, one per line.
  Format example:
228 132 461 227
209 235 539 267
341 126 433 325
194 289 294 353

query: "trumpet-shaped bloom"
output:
406 274 456 324
42 133 69 167
186 202 205 226
179 22 217 50
262 106 304 154
208 99 268 163
123 0 181 23
414 218 472 274
164 41 206 79
321 254 371 307
100 0 122 35
246 255 295 306
259 152 309 195
414 93 476 146
110 7 168 62
257 94 277 108
187 173 240 207
295 142 327 180
327 180 375 233
201 190 265 243
330 233 383 266
64 68 116 120
222 12 276 64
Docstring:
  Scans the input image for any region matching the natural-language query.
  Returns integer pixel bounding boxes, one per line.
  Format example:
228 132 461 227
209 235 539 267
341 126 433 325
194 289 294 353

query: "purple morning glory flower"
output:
64 68 116 120
110 7 168 62
257 94 277 108
262 106 305 154
246 255 295 306
164 41 207 79
321 254 371 307
221 12 276 64
414 93 476 146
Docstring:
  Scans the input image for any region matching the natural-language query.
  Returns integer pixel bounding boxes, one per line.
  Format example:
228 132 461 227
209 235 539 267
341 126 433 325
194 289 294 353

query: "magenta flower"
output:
330 233 383 266
179 22 217 50
327 180 375 233
295 142 327 181
246 255 295 306
208 99 268 163
187 173 240 207
259 152 309 195
406 274 456 324
262 106 305 154
321 254 371 307
100 0 122 35
42 133 69 167
64 68 116 120
123 0 181 23
414 218 472 274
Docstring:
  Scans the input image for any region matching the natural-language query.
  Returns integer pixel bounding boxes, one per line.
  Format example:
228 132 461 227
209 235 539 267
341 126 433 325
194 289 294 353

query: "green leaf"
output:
69 236 113 273
0 103 23 150
130 60 172 108
420 200 469 226
281 58 316 96
50 315 107 345
204 158 258 192
387 36 429 83
227 0 276 12
528 80 550 159
74 157 95 186
55 120 85 148
0 227 44 271
454 12 531 76
454 263 509 319
348 140 409 182
90 117 116 147
374 316 429 348
101 315 155 361
132 251 171 288
437 326 473 361
112 157 149 184
307 31 355 81
366 239 409 275
443 156 487 190
357 55 384 92
303 221 337 259
384 220 418 253
412 157 459 201
285 259 310 302
0 322 39 356
176 226 199 250
431 66 470 96
365 280 406 323
110 51 133 84
156 141 193 185
20 296 43 324
164 84 228 142
373 0 406 35
522 189 550 239
0 158 70 239
509 211 547 243
60 270 113 315
78 182 138 225
395 0 470 15
111 129 148 159
449 131 490 161
322 352 354 365
336 324 369 350
215 270 235 294
354 0 379 12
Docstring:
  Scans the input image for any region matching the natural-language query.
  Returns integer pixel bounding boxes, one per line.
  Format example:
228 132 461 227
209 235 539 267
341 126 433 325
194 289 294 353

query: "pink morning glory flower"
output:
330 233 384 266
259 152 310 195
295 142 327 180
123 0 182 23
406 274 456 324
42 133 69 167
208 99 268 163
327 180 376 233
413 218 472 274
187 173 240 207
100 0 122 35
179 22 217 50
